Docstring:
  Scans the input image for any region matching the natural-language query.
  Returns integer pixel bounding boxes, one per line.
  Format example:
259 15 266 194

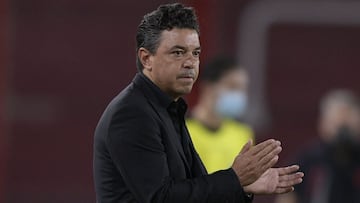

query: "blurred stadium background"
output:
1 0 360 202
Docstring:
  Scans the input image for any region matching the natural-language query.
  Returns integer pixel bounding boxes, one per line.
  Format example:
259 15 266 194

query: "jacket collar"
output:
132 73 193 175
133 73 187 112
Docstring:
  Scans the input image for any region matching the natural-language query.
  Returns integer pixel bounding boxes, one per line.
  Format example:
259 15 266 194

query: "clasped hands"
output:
232 139 304 195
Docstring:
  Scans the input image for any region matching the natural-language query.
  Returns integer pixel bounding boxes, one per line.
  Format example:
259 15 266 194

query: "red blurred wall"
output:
4 0 224 202
0 0 9 201
265 24 360 161
6 0 182 202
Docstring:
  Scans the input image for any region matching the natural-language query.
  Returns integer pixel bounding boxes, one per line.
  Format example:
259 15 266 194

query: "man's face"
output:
143 28 200 100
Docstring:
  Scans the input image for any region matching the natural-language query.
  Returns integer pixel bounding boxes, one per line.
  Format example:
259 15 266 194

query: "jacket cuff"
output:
207 168 253 203
228 168 254 202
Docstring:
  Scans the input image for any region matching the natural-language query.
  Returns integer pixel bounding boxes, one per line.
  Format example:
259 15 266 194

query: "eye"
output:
193 50 201 57
172 50 185 57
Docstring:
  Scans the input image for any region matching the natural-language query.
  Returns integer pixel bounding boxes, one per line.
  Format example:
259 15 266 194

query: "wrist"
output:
243 184 254 194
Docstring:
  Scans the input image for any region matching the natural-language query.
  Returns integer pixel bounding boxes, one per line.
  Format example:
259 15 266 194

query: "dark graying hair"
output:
135 3 200 72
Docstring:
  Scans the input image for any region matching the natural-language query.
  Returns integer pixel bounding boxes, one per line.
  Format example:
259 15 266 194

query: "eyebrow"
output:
170 45 201 51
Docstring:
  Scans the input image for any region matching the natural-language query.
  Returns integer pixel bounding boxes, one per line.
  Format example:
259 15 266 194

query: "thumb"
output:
240 140 252 155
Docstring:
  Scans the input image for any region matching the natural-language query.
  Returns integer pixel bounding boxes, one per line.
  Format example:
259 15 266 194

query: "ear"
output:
138 47 152 71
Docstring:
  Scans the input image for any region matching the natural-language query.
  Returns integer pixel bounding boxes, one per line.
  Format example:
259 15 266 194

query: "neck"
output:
142 70 180 101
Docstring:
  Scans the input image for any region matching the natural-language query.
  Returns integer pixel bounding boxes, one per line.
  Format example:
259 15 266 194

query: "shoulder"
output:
110 83 158 124
95 83 157 136
111 83 147 110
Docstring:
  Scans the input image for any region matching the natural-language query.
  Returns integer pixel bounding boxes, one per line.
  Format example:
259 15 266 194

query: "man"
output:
187 57 254 174
276 89 360 203
94 3 303 203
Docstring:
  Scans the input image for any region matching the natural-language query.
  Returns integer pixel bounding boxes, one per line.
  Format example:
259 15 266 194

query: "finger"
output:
278 172 304 188
275 186 294 194
278 165 300 175
260 155 279 173
279 172 304 181
239 140 252 155
249 139 279 155
279 171 304 181
257 145 282 167
255 141 282 161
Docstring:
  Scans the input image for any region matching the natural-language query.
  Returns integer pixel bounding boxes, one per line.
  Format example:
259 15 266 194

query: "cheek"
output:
153 61 172 79
194 64 200 78
158 65 178 83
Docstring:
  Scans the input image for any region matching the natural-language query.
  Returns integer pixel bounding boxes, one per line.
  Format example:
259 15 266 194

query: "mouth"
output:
179 76 194 79
177 76 194 83
177 74 195 81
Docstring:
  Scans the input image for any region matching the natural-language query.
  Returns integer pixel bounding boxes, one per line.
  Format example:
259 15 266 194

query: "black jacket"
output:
93 73 252 203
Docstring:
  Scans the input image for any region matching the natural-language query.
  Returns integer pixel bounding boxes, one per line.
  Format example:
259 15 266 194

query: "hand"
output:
243 165 304 194
232 139 282 186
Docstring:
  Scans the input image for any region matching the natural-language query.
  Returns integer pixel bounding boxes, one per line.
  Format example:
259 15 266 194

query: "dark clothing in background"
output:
93 73 252 203
295 139 360 203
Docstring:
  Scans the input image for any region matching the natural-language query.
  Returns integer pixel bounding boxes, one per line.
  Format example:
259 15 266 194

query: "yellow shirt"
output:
186 118 254 174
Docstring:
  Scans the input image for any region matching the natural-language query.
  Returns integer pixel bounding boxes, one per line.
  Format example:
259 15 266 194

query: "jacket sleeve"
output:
106 103 252 203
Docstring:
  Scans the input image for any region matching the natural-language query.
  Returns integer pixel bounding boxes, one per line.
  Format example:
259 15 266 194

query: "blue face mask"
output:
215 91 247 119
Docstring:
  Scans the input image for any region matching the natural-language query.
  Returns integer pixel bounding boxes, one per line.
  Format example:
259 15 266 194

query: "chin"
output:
181 87 193 95
174 88 192 97
172 84 194 97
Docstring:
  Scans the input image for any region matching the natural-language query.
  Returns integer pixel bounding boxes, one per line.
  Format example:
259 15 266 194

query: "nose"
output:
183 55 198 69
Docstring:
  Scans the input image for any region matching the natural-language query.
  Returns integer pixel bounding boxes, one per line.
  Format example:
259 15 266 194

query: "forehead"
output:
158 28 200 49
323 101 351 116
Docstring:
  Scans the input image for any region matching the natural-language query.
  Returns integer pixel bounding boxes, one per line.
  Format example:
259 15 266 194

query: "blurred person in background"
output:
276 89 360 203
186 57 254 174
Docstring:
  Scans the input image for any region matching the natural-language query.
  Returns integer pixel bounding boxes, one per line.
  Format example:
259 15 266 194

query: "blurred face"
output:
319 101 360 142
139 28 200 100
207 68 249 118
215 68 248 94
